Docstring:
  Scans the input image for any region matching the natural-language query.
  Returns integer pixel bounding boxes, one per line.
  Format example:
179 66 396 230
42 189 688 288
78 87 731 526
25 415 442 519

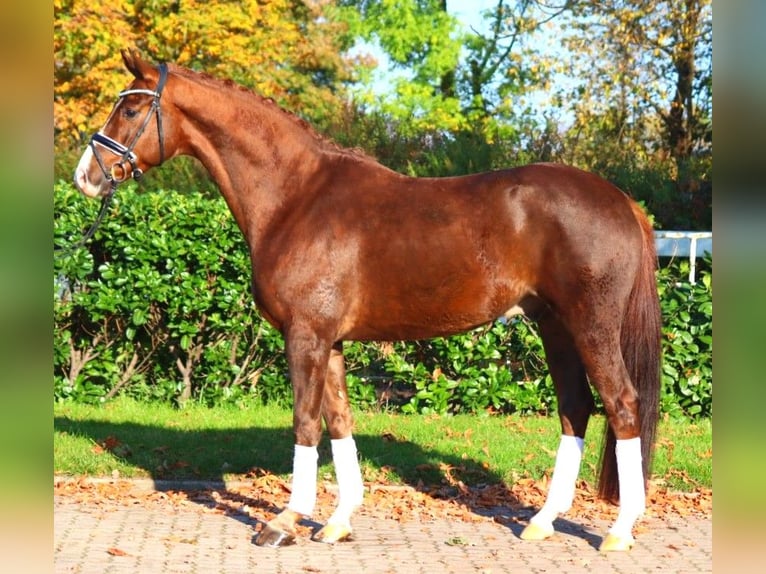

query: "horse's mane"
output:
171 64 373 162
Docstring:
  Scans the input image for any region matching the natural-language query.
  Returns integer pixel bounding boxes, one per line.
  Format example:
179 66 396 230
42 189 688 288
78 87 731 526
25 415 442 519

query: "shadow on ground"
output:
54 416 602 549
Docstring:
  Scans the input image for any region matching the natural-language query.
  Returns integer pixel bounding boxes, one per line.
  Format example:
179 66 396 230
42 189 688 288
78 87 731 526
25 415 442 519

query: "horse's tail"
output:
598 200 662 503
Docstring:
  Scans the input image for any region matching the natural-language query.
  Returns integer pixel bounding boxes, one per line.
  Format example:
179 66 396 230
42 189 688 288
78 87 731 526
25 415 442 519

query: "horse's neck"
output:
174 79 324 244
174 72 393 248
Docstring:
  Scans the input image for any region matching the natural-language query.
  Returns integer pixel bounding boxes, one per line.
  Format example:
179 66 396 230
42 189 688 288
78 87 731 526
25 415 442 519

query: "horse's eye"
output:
123 108 139 119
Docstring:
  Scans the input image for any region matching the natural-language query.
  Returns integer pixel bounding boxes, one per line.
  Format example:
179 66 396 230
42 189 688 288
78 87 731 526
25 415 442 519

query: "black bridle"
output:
56 63 168 259
90 62 169 186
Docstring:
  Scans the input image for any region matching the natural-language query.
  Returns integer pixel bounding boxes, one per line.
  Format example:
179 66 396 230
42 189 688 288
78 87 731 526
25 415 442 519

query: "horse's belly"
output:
343 283 535 342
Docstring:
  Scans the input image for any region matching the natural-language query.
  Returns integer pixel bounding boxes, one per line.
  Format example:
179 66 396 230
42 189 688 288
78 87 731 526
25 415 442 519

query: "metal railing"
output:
654 231 712 283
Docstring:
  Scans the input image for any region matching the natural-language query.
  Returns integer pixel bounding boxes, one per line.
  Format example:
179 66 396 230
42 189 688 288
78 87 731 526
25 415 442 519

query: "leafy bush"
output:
54 182 289 408
656 258 713 418
54 183 711 419
373 320 555 416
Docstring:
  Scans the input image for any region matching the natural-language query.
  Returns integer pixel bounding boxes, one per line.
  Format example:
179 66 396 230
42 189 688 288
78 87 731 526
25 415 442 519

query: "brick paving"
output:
54 492 711 573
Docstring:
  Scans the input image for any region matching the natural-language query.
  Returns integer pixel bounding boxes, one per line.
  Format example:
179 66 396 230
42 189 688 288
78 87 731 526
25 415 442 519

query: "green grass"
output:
54 398 711 492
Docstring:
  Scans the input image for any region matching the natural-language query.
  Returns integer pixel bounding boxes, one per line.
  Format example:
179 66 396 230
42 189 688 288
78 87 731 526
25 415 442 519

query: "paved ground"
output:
54 492 711 574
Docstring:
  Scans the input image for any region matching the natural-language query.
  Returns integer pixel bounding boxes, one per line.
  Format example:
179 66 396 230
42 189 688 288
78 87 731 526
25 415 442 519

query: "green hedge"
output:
54 183 712 419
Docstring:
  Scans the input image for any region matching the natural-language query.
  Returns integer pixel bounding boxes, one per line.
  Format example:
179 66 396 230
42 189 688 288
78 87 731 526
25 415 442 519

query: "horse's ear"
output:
121 48 155 81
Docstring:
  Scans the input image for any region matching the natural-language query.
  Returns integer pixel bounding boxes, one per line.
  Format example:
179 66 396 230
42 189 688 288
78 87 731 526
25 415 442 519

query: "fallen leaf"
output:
54 466 712 528
102 436 121 451
445 536 473 546
107 547 129 556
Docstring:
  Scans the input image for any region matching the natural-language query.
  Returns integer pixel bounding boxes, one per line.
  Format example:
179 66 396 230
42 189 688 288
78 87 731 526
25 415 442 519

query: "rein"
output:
54 187 116 260
55 63 168 259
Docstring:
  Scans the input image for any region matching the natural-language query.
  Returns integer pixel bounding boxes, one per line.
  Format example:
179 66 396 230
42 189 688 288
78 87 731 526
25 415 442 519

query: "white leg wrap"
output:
287 444 318 517
609 437 646 539
328 436 364 526
530 435 584 526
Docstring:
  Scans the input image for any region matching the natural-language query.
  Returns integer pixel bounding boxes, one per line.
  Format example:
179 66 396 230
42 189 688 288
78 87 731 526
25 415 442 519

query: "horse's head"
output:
74 50 171 198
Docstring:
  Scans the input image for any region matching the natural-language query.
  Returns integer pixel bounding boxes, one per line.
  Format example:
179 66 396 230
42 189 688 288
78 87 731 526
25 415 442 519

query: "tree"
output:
335 0 571 173
558 0 712 212
450 0 572 171
54 0 712 227
54 0 358 150
334 0 466 135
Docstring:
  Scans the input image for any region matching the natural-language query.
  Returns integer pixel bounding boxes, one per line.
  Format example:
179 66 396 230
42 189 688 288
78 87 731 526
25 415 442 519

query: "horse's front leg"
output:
313 343 364 544
254 326 331 548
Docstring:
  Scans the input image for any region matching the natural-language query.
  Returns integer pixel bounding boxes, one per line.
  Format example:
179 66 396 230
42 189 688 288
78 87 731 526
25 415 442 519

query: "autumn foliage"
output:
54 0 357 148
54 1 711 230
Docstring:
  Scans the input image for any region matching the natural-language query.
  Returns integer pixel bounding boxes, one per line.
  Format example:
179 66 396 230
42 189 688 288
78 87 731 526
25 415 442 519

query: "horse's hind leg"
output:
573 328 645 552
521 313 593 541
313 343 364 544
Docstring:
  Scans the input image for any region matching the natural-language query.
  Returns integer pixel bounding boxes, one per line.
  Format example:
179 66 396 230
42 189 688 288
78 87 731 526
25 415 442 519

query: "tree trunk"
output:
438 0 456 98
663 0 701 196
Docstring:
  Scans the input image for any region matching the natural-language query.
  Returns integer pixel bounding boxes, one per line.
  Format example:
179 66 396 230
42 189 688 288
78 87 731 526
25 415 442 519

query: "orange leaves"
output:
91 435 132 458
106 547 129 556
54 0 354 148
55 477 146 506
54 1 137 137
646 481 713 518
443 426 473 443
246 468 293 498
54 468 712 528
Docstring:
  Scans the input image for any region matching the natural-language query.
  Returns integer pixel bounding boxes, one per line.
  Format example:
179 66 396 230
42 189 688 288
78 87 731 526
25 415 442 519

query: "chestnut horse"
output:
74 51 661 552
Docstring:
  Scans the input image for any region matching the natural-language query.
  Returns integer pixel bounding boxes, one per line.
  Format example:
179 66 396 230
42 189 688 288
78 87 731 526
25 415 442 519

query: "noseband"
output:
90 63 168 188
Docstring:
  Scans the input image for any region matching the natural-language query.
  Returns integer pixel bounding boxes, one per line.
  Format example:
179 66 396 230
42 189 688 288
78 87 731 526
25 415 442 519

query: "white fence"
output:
654 231 712 283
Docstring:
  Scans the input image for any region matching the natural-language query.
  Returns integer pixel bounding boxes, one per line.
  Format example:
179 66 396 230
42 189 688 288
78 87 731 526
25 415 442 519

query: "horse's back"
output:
320 161 645 340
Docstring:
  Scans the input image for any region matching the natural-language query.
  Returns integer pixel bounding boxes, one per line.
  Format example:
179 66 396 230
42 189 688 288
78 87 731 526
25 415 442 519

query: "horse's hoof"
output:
599 533 635 552
520 521 554 541
312 523 353 544
254 523 296 547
